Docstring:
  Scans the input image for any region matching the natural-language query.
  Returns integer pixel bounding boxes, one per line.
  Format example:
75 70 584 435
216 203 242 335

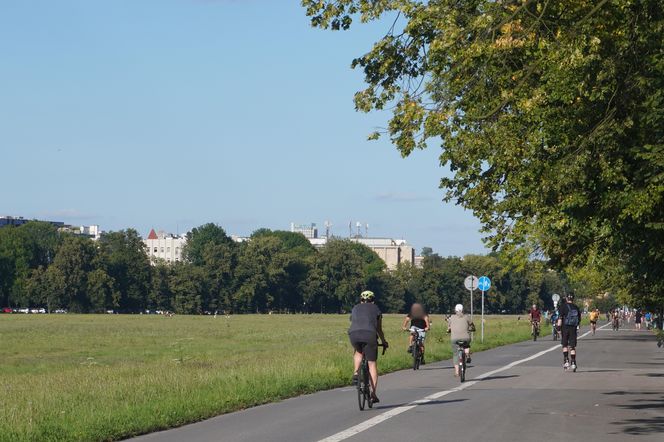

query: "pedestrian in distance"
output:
635 310 643 330
557 294 581 372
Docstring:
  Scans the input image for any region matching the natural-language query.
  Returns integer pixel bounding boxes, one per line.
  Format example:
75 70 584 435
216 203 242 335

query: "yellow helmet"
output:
360 290 375 301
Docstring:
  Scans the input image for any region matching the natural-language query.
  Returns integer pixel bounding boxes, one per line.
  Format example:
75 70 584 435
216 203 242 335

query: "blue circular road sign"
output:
478 276 491 291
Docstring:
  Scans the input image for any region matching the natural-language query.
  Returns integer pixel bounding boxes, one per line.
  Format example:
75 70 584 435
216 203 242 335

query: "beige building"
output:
144 229 186 264
349 237 415 270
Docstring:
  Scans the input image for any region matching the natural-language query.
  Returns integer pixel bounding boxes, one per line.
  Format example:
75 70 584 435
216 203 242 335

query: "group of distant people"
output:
348 291 474 403
347 289 664 402
608 308 657 330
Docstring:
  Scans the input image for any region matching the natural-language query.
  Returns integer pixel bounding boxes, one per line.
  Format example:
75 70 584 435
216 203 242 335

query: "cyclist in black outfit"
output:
349 290 388 403
557 294 581 371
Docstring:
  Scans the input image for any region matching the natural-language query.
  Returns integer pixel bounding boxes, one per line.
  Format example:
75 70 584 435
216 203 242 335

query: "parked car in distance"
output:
1 307 12 313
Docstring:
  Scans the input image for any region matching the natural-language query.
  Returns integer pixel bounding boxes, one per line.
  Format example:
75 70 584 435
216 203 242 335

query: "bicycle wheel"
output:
357 363 366 411
459 350 466 383
413 342 420 370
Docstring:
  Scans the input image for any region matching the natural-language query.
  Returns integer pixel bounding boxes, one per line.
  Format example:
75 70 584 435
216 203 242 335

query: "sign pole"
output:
470 286 474 321
481 290 485 343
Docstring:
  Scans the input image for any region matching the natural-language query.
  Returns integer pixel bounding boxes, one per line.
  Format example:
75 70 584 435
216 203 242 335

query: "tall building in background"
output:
349 237 415 270
144 229 186 264
290 222 318 239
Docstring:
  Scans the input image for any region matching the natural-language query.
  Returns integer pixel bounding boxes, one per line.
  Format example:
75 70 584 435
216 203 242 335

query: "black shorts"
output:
590 320 597 325
349 331 378 362
561 325 578 348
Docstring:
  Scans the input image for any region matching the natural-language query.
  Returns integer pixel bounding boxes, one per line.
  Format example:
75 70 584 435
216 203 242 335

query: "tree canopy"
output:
302 0 664 306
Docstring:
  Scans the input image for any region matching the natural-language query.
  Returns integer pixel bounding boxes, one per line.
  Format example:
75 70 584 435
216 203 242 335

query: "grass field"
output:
1 313 550 442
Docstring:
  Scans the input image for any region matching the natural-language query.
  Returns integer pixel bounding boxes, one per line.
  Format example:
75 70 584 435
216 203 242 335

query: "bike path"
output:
128 324 663 442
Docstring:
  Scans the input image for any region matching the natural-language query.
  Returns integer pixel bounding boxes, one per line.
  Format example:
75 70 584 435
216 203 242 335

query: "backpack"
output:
563 304 579 326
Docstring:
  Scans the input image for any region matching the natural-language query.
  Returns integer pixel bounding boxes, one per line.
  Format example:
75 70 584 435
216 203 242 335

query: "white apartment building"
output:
290 223 318 239
144 229 186 264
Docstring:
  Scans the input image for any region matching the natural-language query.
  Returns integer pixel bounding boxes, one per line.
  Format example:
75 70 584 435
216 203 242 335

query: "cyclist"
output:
612 309 621 329
447 304 474 377
557 294 581 371
529 304 542 337
348 290 388 403
551 307 560 337
401 303 430 364
589 308 600 334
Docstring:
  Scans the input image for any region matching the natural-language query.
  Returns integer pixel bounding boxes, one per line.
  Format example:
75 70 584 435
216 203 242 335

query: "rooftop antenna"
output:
356 221 362 237
365 223 369 237
324 220 332 239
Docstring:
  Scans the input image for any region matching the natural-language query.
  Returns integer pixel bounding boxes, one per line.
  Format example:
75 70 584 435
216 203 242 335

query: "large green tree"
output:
97 229 151 312
303 0 664 304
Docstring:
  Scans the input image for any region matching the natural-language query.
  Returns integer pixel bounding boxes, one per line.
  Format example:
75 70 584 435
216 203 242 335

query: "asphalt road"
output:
129 323 664 442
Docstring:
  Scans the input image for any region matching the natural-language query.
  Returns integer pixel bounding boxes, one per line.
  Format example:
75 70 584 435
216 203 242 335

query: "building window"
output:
154 247 158 253
160 247 164 253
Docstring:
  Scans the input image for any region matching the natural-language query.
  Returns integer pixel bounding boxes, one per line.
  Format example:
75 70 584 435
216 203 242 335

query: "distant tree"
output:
169 263 206 314
47 236 97 312
97 229 151 312
420 247 434 257
148 263 174 311
183 223 234 266
87 269 118 312
0 222 59 306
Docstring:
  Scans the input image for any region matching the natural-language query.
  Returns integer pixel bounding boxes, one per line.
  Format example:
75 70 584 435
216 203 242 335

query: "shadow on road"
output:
581 369 621 373
635 372 664 377
612 417 664 435
615 396 664 410
477 375 519 381
604 391 659 396
373 398 467 410
590 334 656 342
611 395 664 435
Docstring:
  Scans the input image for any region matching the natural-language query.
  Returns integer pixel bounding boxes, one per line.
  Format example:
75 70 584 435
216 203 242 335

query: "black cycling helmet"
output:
565 293 575 301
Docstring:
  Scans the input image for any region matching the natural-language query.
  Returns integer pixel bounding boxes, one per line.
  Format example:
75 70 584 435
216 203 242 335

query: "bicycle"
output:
456 340 469 383
612 317 620 331
552 323 559 341
356 343 386 410
409 328 425 370
531 321 540 341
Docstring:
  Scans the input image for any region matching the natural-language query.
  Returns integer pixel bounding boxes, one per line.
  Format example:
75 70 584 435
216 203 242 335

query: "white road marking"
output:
318 323 610 442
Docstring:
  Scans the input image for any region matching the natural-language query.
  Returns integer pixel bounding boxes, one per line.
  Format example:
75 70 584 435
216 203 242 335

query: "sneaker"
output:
563 361 570 370
352 373 358 386
571 363 577 372
371 393 380 403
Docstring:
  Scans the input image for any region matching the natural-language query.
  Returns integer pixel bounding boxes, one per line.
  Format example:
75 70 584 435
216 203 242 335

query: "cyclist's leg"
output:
561 326 570 365
364 340 379 397
349 334 366 377
451 341 460 376
569 329 578 366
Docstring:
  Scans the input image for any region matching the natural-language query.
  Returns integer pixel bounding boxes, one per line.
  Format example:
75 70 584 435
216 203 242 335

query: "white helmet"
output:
455 304 464 313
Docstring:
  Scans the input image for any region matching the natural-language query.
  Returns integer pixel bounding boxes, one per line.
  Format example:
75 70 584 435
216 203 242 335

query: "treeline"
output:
0 222 569 314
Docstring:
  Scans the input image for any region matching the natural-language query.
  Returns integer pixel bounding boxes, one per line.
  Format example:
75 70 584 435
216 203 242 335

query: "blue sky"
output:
1 0 486 256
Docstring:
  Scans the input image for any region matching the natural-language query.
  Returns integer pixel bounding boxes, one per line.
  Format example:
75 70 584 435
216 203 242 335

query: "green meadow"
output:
1 314 543 441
